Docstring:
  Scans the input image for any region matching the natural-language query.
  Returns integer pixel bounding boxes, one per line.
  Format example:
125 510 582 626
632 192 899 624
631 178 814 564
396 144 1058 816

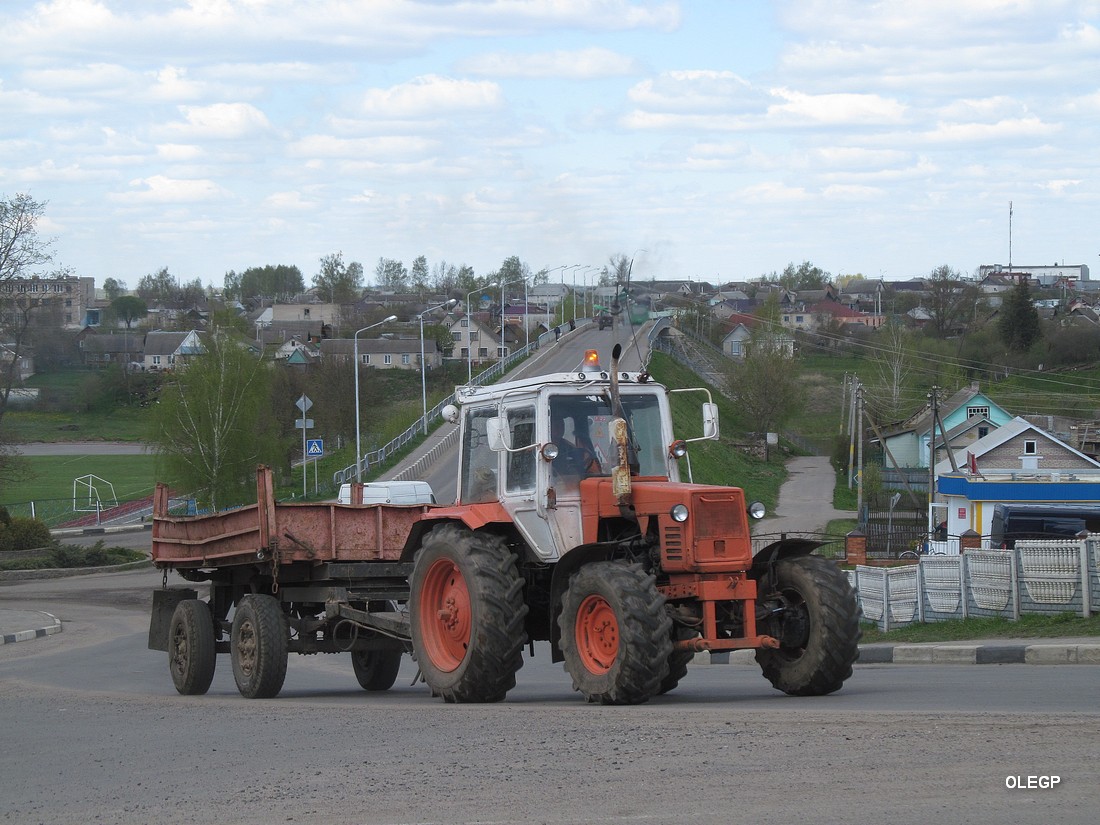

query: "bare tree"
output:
868 318 916 421
0 193 54 491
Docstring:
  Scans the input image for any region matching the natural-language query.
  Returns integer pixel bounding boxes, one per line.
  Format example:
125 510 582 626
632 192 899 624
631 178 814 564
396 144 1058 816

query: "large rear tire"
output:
168 599 216 695
410 525 527 703
558 562 672 705
231 594 289 699
754 554 861 696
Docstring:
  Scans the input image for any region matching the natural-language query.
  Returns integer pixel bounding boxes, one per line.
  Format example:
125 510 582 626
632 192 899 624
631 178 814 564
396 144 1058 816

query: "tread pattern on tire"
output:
231 594 289 699
559 562 673 705
410 524 528 703
755 554 862 696
169 599 217 696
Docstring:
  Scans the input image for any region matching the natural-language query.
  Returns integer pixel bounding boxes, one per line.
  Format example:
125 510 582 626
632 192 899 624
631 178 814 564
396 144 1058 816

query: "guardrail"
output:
334 322 587 486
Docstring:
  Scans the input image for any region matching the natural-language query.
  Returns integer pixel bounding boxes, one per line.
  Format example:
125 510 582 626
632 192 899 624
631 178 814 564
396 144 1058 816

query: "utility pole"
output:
856 381 864 517
928 387 937 526
847 376 858 489
840 373 849 435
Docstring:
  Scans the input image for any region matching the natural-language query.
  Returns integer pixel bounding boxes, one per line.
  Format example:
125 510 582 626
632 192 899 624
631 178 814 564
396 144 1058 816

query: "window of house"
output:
470 332 479 342
1024 440 1037 455
384 354 392 365
479 347 488 358
402 353 410 365
460 347 469 358
967 406 990 419
152 355 161 366
978 426 989 438
730 341 742 356
303 308 310 317
452 332 462 341
461 319 469 327
361 354 370 365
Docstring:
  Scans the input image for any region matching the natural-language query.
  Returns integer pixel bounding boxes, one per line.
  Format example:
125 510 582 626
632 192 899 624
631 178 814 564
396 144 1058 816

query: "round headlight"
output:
669 440 687 459
670 504 689 523
748 500 766 520
541 443 560 461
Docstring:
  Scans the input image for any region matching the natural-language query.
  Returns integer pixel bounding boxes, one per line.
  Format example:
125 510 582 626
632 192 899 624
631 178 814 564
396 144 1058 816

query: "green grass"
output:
4 407 151 442
860 613 1100 643
650 352 787 512
0 455 160 505
0 542 147 571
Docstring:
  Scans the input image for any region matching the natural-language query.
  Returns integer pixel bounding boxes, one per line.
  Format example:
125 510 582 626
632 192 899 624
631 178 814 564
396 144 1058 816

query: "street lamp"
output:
498 279 521 355
354 314 397 478
419 298 458 434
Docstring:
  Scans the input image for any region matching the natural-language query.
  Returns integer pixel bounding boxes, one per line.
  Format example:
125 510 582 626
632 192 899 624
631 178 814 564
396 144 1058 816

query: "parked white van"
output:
337 481 437 506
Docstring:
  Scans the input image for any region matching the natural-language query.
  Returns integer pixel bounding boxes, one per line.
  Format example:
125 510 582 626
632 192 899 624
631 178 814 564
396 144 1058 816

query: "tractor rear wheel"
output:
168 599 217 695
410 525 527 703
351 649 403 691
658 627 696 695
558 562 672 705
754 554 861 696
231 594 289 699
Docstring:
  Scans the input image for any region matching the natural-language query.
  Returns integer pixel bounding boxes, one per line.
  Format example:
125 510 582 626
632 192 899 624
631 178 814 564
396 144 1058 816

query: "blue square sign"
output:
306 438 323 457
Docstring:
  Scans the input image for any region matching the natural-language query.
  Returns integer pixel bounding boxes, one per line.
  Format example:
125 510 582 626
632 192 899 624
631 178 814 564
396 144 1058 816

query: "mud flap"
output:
148 588 198 651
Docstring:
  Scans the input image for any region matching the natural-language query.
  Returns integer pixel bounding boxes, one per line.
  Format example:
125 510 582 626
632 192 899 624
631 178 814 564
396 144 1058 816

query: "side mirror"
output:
701 402 719 440
486 417 510 452
442 404 459 424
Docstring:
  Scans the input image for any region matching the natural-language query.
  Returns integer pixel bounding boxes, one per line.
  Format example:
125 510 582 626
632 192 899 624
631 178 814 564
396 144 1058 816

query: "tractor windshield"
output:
548 392 665 484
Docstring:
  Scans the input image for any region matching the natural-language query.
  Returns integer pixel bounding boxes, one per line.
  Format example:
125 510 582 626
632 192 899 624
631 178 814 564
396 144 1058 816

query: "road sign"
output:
295 418 314 429
306 439 323 458
296 394 313 413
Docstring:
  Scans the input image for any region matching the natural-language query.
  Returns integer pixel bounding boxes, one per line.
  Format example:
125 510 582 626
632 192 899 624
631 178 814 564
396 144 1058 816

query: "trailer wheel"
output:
754 554 862 696
558 562 672 705
168 599 216 695
231 594 289 699
410 525 527 703
351 649 403 691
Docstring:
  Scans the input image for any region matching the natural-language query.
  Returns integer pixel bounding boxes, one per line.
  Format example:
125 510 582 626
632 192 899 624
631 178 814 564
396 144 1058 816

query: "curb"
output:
0 558 153 582
691 642 1100 666
0 611 62 646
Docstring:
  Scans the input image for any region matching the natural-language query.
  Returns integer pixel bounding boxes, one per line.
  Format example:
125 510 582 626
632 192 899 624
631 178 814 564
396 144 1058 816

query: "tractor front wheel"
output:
558 562 672 705
754 554 861 696
410 525 527 703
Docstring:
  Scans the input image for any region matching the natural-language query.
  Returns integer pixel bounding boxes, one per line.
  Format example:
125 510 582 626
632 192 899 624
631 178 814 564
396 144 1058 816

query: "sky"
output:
1 0 1098 291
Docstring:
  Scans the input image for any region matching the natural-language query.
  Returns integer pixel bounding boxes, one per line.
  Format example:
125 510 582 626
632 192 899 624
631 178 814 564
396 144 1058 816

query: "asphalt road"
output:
1 568 1098 825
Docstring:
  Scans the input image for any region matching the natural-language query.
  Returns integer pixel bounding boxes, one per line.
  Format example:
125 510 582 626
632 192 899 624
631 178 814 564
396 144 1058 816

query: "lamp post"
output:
465 284 492 384
569 265 582 322
419 298 458 434
498 279 521 355
354 314 397 478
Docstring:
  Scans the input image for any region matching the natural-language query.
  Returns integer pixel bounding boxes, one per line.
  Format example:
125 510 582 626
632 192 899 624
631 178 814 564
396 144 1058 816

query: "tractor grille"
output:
663 524 684 564
694 492 746 539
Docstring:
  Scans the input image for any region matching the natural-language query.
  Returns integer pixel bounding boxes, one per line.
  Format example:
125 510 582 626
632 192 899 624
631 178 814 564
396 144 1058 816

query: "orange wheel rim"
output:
575 594 618 674
418 558 471 672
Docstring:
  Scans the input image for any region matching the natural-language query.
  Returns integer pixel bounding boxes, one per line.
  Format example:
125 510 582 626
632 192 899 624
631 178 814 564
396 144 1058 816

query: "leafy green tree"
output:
373 257 408 293
723 293 801 455
151 337 282 510
110 295 148 329
315 252 364 303
924 264 980 337
779 261 830 291
225 264 304 303
102 277 126 301
410 255 430 295
997 279 1042 353
135 267 176 303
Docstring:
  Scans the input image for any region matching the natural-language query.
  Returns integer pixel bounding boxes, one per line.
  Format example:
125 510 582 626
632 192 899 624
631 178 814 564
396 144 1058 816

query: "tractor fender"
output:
401 503 513 561
749 537 826 580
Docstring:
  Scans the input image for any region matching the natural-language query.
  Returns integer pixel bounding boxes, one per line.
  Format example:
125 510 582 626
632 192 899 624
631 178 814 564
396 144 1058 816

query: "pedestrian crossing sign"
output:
306 439 323 457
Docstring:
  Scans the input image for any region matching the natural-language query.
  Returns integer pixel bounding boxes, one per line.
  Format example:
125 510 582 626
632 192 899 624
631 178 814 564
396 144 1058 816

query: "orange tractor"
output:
149 346 860 703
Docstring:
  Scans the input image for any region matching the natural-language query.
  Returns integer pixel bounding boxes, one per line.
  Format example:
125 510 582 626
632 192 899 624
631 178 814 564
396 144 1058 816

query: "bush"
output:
5 517 52 551
0 525 12 553
0 505 11 527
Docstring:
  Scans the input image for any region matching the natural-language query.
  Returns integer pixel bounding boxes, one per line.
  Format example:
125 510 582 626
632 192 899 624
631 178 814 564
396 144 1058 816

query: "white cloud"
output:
264 191 316 210
110 175 227 204
458 47 640 79
360 75 504 118
162 103 273 139
767 88 907 125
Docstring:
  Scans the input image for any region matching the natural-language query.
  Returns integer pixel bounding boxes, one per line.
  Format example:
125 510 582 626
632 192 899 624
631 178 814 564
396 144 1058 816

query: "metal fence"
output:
1 495 153 530
850 537 1100 631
